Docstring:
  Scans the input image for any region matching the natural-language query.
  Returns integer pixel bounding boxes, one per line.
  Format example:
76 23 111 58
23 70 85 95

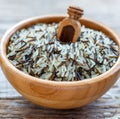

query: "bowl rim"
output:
0 15 120 87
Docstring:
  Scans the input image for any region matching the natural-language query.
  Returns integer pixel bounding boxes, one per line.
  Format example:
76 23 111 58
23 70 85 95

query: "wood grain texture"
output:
0 90 120 119
0 83 119 119
0 0 120 118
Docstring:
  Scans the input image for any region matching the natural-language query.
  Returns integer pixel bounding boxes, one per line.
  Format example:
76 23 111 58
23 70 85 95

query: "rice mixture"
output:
7 23 119 81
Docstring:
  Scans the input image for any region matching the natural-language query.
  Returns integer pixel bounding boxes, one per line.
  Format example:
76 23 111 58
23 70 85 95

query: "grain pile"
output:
7 23 119 81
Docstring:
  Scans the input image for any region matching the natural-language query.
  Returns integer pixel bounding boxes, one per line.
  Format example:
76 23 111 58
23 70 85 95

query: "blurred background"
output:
0 0 120 97
0 0 120 36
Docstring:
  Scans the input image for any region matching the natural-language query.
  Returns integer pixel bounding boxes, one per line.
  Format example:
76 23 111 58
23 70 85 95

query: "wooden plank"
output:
0 96 120 119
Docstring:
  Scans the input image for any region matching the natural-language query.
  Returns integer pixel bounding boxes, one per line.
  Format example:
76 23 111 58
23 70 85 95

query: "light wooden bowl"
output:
0 16 120 109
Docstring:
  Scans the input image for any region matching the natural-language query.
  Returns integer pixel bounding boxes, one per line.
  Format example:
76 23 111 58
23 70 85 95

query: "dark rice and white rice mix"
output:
7 23 119 81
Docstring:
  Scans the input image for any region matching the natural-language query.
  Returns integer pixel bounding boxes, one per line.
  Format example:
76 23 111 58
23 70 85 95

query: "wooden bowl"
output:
0 16 120 109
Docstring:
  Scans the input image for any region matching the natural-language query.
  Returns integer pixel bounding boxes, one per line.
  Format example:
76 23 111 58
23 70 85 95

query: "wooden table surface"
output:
0 0 120 118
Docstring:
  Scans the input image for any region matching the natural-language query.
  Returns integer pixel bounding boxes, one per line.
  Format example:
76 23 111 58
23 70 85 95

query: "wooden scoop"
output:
57 6 84 43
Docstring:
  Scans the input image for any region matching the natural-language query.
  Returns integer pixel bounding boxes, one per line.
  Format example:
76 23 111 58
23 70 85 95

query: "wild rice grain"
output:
7 23 119 81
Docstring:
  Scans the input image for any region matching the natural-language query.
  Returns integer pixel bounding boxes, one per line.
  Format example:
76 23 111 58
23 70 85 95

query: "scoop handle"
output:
57 6 84 43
